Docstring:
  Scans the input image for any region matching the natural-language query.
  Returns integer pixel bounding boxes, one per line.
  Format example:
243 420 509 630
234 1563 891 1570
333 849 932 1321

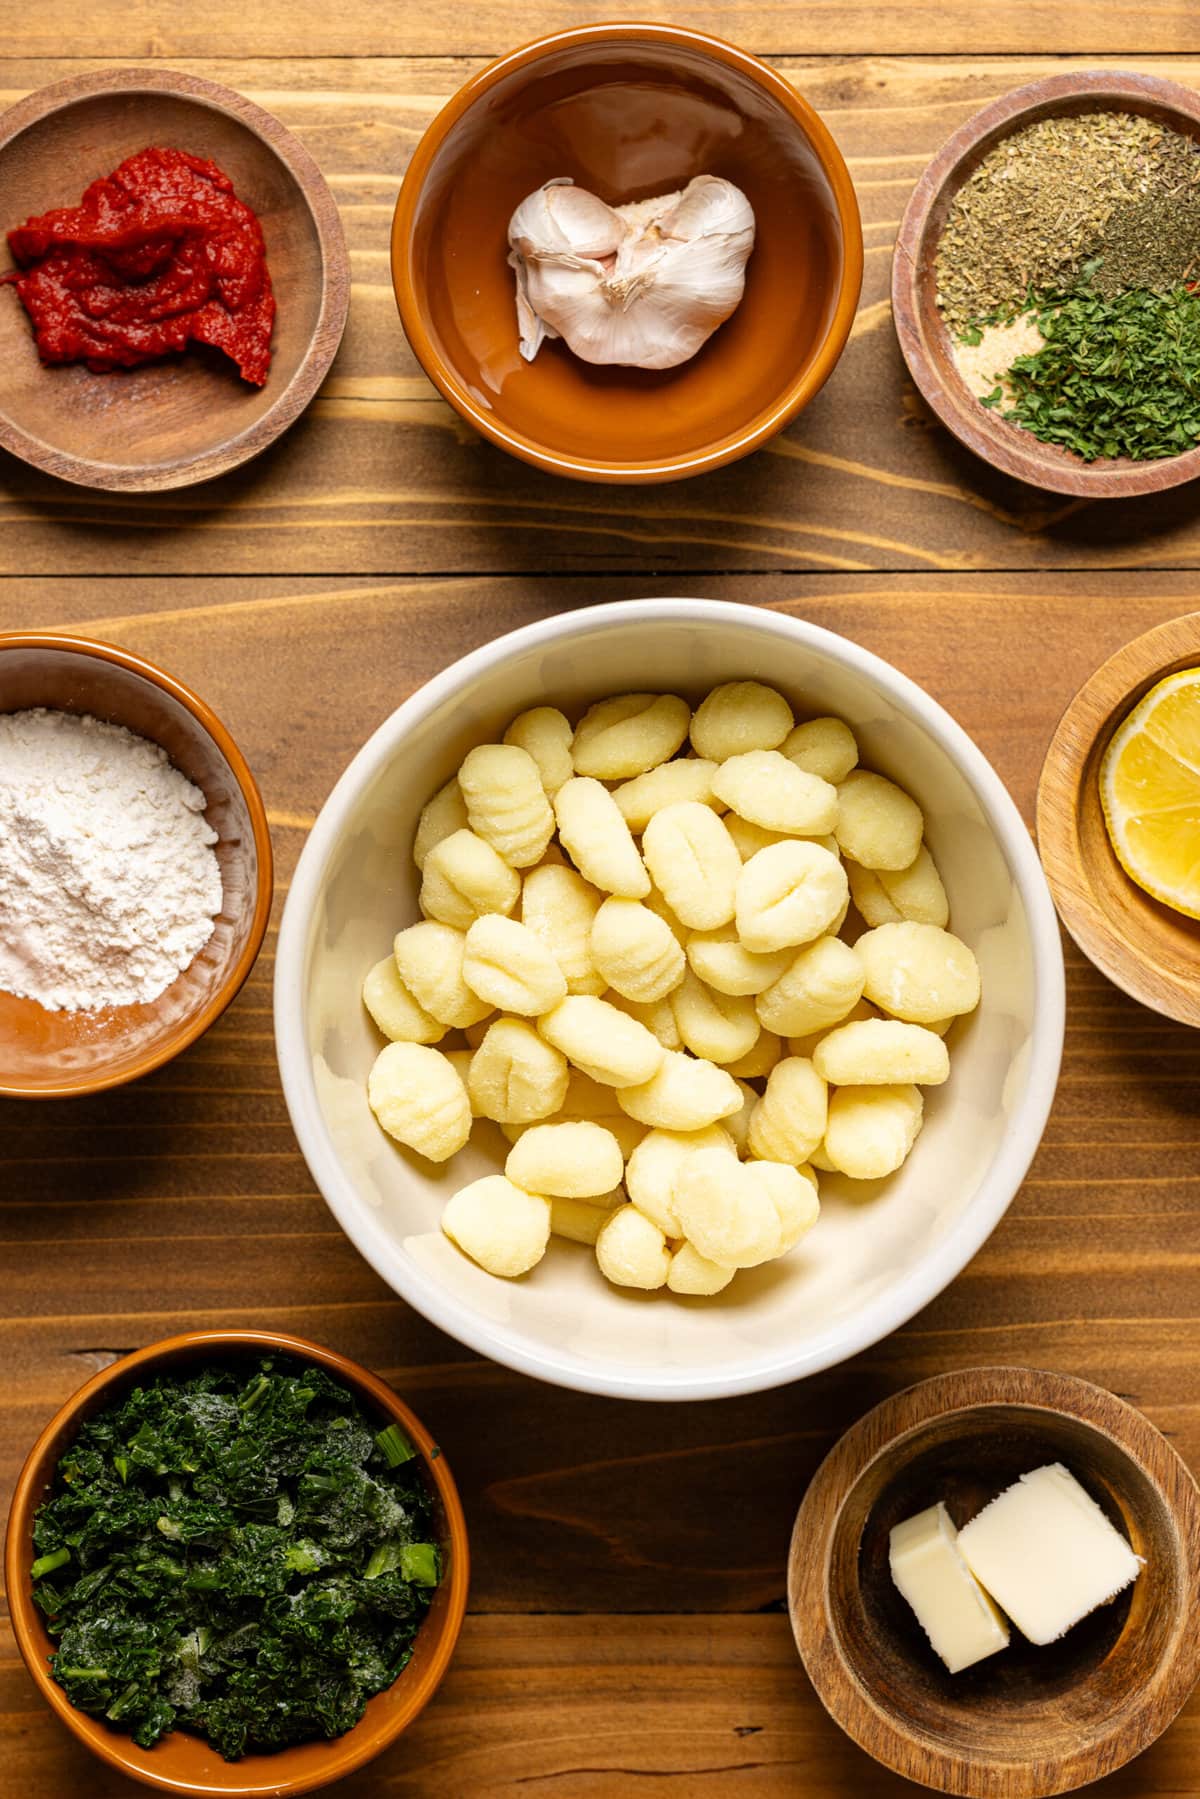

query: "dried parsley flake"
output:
1005 285 1200 462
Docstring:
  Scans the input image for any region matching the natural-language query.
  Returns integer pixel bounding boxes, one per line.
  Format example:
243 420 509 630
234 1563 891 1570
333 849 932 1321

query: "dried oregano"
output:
935 110 1200 334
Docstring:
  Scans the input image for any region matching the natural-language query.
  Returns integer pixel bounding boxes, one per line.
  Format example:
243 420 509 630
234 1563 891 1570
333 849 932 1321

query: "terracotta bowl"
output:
893 71 1200 498
789 1368 1200 1797
4 1328 470 1797
1036 612 1200 1027
0 67 349 491
0 632 273 1097
392 23 863 483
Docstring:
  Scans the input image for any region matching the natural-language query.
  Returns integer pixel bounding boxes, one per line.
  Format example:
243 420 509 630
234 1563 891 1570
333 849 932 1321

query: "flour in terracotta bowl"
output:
0 708 223 1011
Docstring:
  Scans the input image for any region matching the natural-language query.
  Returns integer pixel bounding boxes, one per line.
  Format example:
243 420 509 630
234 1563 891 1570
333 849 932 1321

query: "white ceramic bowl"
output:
275 600 1064 1401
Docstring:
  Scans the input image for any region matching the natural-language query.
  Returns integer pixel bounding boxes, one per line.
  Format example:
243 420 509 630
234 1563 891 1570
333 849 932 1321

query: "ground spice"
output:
935 111 1199 335
1093 190 1200 296
952 311 1045 404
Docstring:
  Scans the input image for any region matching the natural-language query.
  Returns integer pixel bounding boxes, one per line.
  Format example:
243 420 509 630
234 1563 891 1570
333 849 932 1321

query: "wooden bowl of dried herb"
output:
893 71 1200 497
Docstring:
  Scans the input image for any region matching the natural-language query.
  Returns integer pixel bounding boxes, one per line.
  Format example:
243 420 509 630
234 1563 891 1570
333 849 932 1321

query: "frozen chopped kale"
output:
30 1359 439 1760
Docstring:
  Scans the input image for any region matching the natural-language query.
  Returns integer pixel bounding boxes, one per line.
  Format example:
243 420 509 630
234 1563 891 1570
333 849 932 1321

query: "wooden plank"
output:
2 1615 1199 1797
2 571 1197 821
2 575 1198 1631
3 14 1199 1799
3 4 1199 61
6 60 1200 573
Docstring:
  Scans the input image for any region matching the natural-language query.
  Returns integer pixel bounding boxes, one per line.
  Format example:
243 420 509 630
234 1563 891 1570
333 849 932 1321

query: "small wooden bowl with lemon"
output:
1037 614 1200 1027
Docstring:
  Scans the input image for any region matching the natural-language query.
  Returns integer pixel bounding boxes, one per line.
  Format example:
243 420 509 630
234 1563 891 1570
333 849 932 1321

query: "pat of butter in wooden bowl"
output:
889 1463 1144 1679
888 1501 1010 1676
788 1367 1200 1798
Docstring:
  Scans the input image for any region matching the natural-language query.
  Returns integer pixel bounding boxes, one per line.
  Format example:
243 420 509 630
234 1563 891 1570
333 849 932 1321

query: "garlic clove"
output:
659 173 756 245
507 174 756 371
509 177 625 262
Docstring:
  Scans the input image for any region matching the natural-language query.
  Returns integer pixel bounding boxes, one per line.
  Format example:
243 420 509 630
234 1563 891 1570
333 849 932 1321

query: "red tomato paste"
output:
3 146 274 385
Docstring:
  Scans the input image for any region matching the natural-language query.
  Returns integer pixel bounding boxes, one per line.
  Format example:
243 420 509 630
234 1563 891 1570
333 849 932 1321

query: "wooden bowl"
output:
392 23 863 484
892 72 1200 498
1036 613 1200 1028
788 1368 1200 1798
0 67 349 491
0 632 273 1097
4 1328 470 1797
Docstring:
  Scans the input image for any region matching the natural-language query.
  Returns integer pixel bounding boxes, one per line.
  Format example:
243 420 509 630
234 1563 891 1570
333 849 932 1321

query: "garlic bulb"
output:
507 175 756 371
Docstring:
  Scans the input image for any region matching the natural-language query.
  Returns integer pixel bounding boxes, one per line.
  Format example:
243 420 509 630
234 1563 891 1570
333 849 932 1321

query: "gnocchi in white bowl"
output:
275 600 1064 1400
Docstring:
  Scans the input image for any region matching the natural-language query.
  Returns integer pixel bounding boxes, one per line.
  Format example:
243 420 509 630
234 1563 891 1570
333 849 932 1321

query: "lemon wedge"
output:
1099 666 1200 920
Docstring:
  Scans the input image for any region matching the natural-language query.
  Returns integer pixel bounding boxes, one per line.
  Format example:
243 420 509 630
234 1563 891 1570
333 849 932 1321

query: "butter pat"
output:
888 1501 1010 1673
957 1463 1142 1645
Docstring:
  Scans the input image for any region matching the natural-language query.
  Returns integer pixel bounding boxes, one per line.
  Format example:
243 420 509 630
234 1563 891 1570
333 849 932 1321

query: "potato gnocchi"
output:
572 692 691 779
685 924 792 997
782 715 859 785
642 801 740 931
503 706 574 796
711 749 838 836
361 680 982 1303
468 1017 568 1123
755 934 864 1039
521 864 605 996
458 743 555 868
362 955 442 1045
590 896 686 1003
812 1016 950 1087
392 920 493 1030
419 828 521 930
613 757 722 831
554 776 649 898
506 1120 625 1198
462 914 567 1016
735 839 848 953
367 1041 471 1163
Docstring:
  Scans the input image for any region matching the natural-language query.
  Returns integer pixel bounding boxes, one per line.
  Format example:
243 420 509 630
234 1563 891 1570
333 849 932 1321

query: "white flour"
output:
0 708 223 1011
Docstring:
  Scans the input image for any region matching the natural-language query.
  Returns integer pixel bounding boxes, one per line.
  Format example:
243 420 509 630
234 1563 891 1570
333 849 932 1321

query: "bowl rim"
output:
1035 611 1200 1027
787 1365 1200 1796
3 1326 471 1798
273 596 1066 1402
0 629 274 1099
892 69 1200 499
390 22 864 484
0 65 350 493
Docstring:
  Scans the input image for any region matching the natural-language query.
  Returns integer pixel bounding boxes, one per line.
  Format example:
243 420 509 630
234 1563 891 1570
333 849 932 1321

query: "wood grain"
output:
6 1615 1200 1798
7 59 1200 573
2 575 1199 1796
6 4 1200 60
5 10 1200 1794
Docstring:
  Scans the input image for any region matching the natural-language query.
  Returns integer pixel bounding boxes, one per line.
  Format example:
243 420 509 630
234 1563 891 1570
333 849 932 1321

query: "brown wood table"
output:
3 8 1200 1795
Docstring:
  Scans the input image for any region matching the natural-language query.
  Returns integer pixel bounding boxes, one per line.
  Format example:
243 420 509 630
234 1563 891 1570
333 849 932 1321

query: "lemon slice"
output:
1099 666 1200 920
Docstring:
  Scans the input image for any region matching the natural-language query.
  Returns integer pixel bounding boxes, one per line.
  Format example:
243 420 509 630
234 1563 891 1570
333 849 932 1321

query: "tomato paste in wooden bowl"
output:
0 67 349 491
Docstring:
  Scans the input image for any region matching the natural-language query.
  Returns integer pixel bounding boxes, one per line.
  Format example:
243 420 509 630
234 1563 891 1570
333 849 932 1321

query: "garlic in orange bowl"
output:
507 175 756 370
